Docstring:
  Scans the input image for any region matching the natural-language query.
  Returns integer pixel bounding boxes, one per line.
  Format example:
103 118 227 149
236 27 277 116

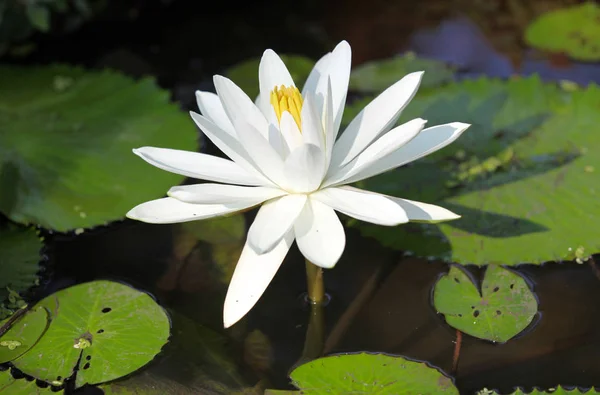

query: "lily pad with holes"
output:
353 76 600 265
226 55 315 99
282 352 457 394
0 224 41 302
0 369 53 394
433 265 538 342
349 53 454 93
0 305 49 363
483 386 600 394
0 64 196 231
525 2 600 61
13 280 170 388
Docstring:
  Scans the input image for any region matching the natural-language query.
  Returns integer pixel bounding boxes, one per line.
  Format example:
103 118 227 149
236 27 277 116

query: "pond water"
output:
6 0 600 393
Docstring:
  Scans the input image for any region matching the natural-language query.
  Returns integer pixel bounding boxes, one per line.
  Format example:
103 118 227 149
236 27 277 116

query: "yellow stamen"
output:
270 85 303 131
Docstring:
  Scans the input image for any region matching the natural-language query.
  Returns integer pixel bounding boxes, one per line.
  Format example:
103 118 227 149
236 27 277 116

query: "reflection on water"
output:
49 219 600 393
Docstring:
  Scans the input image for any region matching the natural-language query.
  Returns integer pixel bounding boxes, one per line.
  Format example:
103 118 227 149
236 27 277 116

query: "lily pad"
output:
0 64 197 231
433 265 538 342
482 386 600 394
354 76 600 265
13 280 170 388
0 225 41 301
349 53 454 93
0 370 53 394
287 352 458 394
525 2 600 61
0 305 49 363
181 214 245 245
227 55 315 99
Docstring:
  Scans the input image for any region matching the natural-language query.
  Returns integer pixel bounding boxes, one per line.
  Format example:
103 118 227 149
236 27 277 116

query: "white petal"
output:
268 122 289 159
324 118 426 187
195 91 235 136
331 71 424 168
294 198 345 269
213 75 269 138
342 122 471 185
168 184 286 204
126 197 253 224
133 147 264 186
279 111 303 153
283 144 325 193
247 194 307 254
258 49 296 115
390 198 460 222
189 112 271 184
323 78 335 168
311 186 408 226
300 94 325 153
236 121 287 186
223 231 294 328
301 41 351 136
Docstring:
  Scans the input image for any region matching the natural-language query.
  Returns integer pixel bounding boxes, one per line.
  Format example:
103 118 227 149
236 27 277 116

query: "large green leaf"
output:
433 265 538 342
226 55 315 99
525 2 600 61
0 224 41 301
0 64 197 231
286 353 458 394
13 280 170 388
349 53 454 93
0 370 53 394
0 305 49 363
354 76 600 265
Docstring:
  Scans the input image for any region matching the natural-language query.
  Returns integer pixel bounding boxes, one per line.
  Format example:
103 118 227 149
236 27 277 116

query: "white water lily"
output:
127 41 470 328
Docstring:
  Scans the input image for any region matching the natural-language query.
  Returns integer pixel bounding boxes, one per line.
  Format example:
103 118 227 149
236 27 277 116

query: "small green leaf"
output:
0 225 41 302
25 5 50 32
0 65 197 231
13 280 170 388
288 352 458 394
181 214 245 244
0 370 53 394
0 306 49 363
525 2 600 61
349 53 454 93
434 265 538 342
226 55 315 99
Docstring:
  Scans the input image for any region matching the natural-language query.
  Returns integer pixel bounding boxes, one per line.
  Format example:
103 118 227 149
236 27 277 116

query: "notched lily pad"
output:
0 369 53 394
0 64 197 231
433 265 538 342
286 352 458 394
13 280 170 388
0 305 49 363
525 2 600 61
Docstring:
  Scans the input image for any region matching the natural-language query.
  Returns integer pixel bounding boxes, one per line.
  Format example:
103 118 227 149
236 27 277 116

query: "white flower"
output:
127 41 470 328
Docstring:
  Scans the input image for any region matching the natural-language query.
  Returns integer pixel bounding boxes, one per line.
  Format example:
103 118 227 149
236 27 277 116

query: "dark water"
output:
11 1 600 393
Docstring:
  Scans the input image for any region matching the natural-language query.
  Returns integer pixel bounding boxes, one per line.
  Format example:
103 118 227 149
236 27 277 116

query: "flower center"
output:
270 85 303 130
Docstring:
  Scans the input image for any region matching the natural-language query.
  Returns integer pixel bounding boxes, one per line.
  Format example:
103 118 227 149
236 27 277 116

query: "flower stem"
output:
305 260 325 304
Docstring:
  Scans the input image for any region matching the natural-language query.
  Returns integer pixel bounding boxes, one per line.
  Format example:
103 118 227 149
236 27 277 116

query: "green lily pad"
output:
525 2 600 61
287 352 458 394
481 386 600 394
0 225 41 302
0 305 49 363
349 52 454 93
226 55 315 99
354 76 600 265
13 280 170 388
0 64 197 231
0 370 53 394
433 265 538 342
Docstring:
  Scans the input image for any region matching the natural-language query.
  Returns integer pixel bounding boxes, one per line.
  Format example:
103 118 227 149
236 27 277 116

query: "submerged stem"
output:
305 260 325 304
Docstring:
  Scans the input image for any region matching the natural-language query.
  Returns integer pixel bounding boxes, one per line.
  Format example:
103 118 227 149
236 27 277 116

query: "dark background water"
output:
7 0 600 393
